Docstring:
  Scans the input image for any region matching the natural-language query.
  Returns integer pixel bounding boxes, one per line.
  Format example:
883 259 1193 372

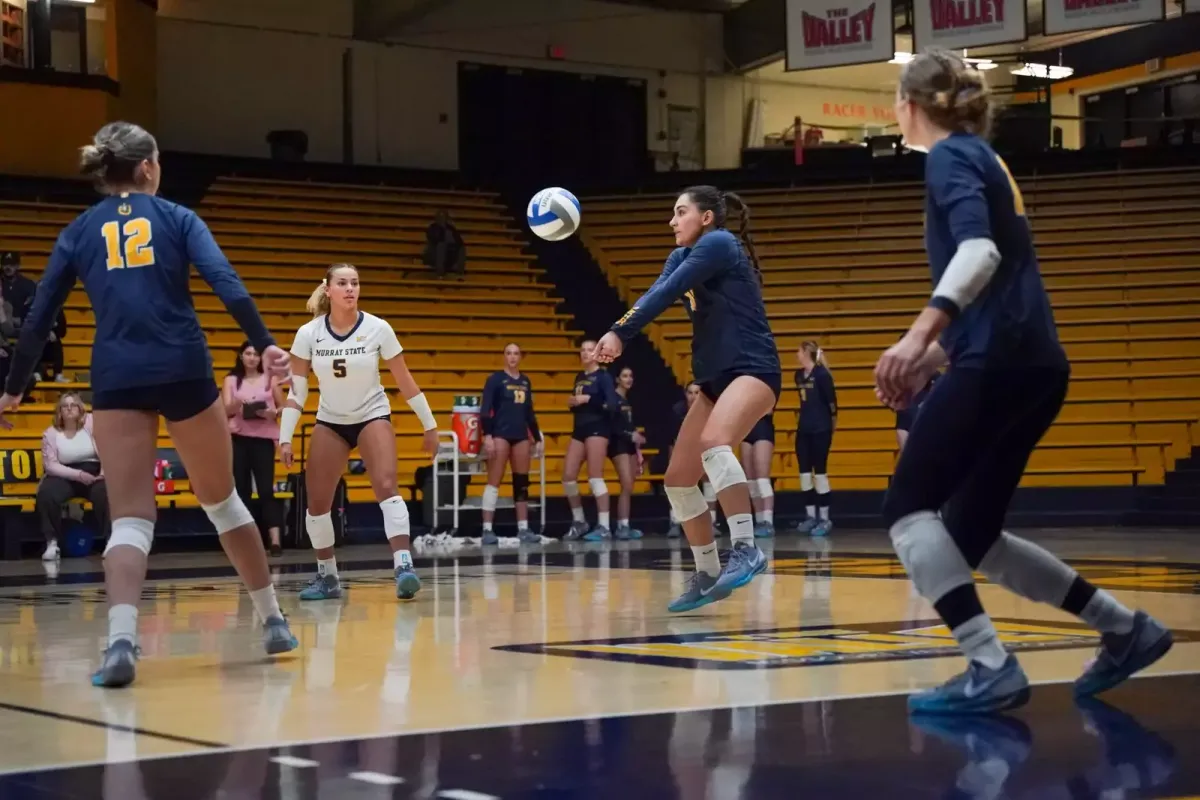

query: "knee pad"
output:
202 490 255 535
380 496 410 540
306 511 336 550
701 481 716 504
588 477 609 498
978 531 1077 606
702 445 746 494
748 480 762 499
512 473 530 503
482 484 500 512
799 473 814 492
104 517 154 557
665 484 708 523
756 478 774 499
562 480 580 498
889 510 974 604
814 474 831 494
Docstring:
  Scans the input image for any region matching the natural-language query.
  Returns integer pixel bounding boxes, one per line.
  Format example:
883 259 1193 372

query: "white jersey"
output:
290 312 403 425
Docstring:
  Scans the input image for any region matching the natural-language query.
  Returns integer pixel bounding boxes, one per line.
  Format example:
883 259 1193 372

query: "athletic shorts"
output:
699 372 783 405
572 419 611 442
608 437 637 458
795 429 833 474
744 414 775 445
92 378 219 423
317 415 392 448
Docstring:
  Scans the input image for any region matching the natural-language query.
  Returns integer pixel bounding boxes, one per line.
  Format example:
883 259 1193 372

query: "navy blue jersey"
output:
480 371 540 441
795 365 837 433
14 193 271 395
924 134 1066 370
571 369 619 429
610 229 779 383
612 392 636 441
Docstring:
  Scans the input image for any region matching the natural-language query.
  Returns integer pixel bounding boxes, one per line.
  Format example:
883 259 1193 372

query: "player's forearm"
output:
906 306 951 350
919 342 949 371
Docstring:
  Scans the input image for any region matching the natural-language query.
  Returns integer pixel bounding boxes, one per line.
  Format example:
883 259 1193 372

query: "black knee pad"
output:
512 472 530 503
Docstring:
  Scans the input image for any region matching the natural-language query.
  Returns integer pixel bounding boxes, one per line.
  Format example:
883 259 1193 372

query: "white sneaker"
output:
54 374 70 384
42 542 60 561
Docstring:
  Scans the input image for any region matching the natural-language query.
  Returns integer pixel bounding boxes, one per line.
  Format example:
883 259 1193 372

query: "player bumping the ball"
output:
592 186 780 612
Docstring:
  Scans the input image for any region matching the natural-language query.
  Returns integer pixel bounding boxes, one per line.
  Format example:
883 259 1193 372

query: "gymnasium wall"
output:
155 0 722 170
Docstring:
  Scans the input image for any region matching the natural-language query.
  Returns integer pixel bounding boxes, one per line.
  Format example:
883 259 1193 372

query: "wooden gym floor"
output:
0 529 1197 798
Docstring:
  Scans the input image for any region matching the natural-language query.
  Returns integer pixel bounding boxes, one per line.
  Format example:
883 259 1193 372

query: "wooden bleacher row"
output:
581 166 1200 490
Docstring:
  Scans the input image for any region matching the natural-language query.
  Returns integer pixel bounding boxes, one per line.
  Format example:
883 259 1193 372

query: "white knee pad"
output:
203 490 255 535
562 480 580 498
665 485 708 523
588 477 609 498
889 510 974 604
756 478 774 499
814 474 831 494
979 531 1077 606
748 480 762 499
482 485 500 512
104 517 155 557
701 481 716 504
306 511 336 550
799 473 814 492
380 496 410 540
701 445 747 494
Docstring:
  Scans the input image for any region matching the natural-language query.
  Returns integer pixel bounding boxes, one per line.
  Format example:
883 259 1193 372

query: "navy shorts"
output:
317 415 392 448
795 429 833 473
699 372 782 405
744 414 775 445
608 437 637 458
92 378 219 423
572 419 611 443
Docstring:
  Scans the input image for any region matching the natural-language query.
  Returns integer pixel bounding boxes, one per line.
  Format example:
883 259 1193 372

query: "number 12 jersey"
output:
290 312 402 425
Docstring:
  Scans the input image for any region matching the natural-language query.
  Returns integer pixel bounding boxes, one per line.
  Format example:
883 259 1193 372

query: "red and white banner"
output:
1043 0 1164 34
786 0 896 71
913 0 1028 50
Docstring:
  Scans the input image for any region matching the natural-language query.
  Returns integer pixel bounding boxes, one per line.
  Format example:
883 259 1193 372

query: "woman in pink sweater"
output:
37 392 109 560
224 342 285 555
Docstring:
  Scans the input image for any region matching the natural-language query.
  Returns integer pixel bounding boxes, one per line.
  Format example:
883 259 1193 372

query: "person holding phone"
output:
224 341 286 555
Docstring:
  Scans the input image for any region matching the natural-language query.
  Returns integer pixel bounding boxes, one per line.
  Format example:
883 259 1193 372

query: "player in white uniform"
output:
279 264 439 600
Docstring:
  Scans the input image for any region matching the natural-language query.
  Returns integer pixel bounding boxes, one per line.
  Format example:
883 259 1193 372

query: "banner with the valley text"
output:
786 0 895 71
1043 0 1164 34
913 0 1028 50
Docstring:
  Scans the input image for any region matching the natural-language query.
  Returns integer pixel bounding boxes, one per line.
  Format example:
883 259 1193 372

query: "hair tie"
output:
934 90 953 109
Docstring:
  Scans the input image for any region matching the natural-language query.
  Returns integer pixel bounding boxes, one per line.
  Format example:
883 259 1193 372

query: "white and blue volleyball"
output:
527 187 581 241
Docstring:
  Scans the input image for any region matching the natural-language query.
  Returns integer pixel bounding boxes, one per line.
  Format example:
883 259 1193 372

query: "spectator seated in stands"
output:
1 252 36 317
36 392 109 561
423 210 466 279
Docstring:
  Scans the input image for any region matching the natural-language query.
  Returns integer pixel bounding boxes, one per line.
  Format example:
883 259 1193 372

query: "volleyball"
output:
527 187 581 241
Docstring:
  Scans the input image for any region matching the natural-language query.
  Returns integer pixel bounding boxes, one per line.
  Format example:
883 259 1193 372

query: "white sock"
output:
108 604 138 648
598 511 610 529
728 512 754 544
1080 589 1136 635
393 549 412 569
709 508 717 523
818 504 830 521
669 508 679 524
952 615 1009 670
806 505 816 518
691 543 720 577
762 510 774 525
317 557 338 578
249 585 283 622
517 520 528 531
482 521 493 532
618 518 629 529
571 505 585 523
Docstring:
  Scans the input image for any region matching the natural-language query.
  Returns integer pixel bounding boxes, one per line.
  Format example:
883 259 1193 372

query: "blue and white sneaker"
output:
908 654 1031 715
562 520 589 541
614 524 634 541
395 565 421 599
795 517 818 535
583 525 611 542
668 571 719 613
812 519 834 537
262 616 299 655
518 529 542 544
299 572 343 601
1074 611 1173 698
666 523 683 539
480 530 500 546
705 541 768 602
753 522 775 539
92 639 138 688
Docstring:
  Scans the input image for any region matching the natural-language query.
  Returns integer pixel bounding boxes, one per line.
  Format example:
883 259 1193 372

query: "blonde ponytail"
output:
801 340 828 371
306 282 331 317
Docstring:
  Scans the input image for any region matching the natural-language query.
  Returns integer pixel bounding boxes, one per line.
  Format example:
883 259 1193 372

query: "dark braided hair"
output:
681 185 763 285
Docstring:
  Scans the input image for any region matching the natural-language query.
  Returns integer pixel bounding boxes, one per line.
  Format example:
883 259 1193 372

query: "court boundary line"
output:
0 700 227 749
0 667 1195 778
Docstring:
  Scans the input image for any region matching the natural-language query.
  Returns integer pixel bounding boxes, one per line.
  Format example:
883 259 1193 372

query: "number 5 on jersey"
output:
102 218 155 270
332 358 347 378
